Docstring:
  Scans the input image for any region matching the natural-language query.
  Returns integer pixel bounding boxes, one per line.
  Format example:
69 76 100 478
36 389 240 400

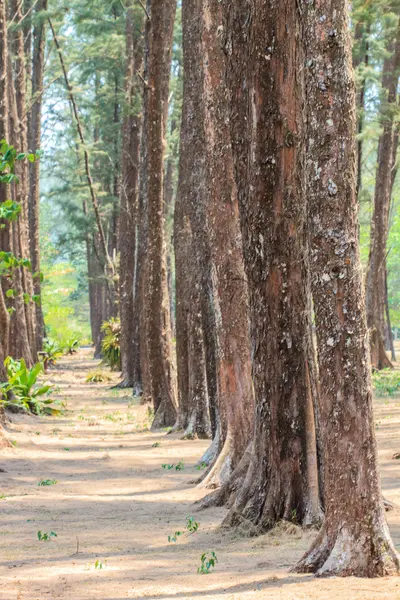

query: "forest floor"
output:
1 349 400 599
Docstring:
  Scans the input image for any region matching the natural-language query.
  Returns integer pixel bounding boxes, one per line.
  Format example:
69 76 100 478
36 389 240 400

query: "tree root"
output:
293 523 400 577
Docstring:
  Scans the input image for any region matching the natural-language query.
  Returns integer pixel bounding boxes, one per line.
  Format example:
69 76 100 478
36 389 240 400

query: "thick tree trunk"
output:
294 0 400 577
13 0 38 361
174 0 211 439
118 2 144 388
365 20 400 371
197 0 255 493
221 0 321 530
0 0 10 381
28 0 47 351
6 49 33 365
145 0 177 428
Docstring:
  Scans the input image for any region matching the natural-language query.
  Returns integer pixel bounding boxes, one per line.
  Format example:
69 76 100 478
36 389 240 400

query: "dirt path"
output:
1 349 400 600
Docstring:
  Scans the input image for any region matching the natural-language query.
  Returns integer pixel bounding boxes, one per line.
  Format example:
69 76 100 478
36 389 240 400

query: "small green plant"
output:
0 493 7 499
37 531 57 542
64 336 80 355
0 357 54 415
372 369 400 397
162 464 175 470
11 440 17 447
64 448 70 452
168 516 199 543
38 479 57 486
196 461 208 471
86 370 112 384
175 461 184 471
152 442 160 448
101 318 121 371
168 531 183 543
94 559 107 569
41 338 63 370
198 551 218 574
186 516 199 534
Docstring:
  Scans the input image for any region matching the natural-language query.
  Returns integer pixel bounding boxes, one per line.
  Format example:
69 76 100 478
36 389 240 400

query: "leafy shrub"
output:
0 358 54 414
198 551 218 574
42 338 63 370
101 318 121 371
64 336 80 354
372 369 400 397
86 370 112 383
38 531 57 541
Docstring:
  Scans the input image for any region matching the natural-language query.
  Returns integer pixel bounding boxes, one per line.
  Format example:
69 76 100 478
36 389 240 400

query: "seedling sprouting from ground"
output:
152 442 160 448
168 530 183 543
196 461 208 471
186 516 199 534
64 448 70 452
168 515 200 543
95 559 107 569
198 551 218 574
38 531 57 542
162 461 184 471
38 479 57 486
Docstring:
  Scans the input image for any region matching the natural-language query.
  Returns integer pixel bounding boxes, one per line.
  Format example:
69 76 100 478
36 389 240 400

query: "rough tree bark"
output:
145 0 178 428
221 0 321 530
174 0 211 439
0 0 10 383
11 0 37 361
28 0 47 350
196 0 255 493
365 19 400 371
294 0 400 576
118 1 144 388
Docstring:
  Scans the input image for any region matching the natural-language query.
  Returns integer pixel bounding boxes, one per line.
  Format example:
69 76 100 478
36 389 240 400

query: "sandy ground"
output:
1 349 400 600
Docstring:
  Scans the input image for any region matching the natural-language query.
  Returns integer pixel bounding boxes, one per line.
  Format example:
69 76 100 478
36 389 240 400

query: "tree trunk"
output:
221 0 321 530
0 0 10 381
145 0 177 428
28 0 47 351
294 0 400 577
174 0 211 439
196 0 255 494
365 20 400 371
9 0 37 362
385 269 396 361
118 1 144 388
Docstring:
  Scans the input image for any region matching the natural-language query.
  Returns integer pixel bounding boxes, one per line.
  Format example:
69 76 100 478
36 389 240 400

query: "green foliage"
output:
64 336 80 354
198 551 218 575
41 260 91 347
196 461 208 471
168 531 183 543
168 515 199 543
38 479 58 486
162 461 184 471
86 370 112 383
186 516 199 534
37 531 57 542
42 338 64 366
152 442 161 448
0 358 54 415
101 318 121 371
372 369 400 397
